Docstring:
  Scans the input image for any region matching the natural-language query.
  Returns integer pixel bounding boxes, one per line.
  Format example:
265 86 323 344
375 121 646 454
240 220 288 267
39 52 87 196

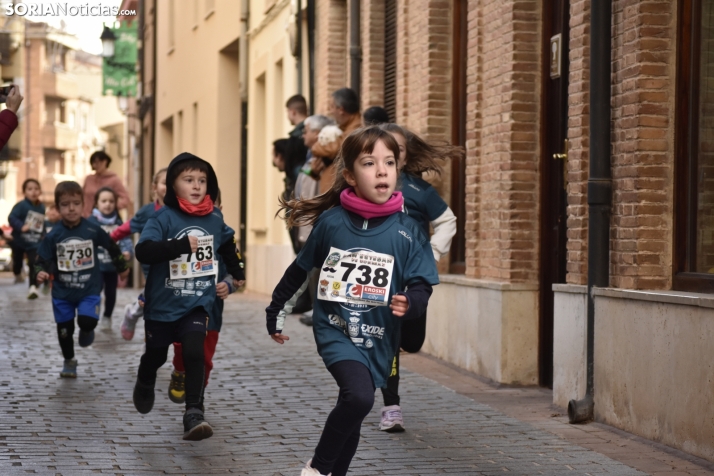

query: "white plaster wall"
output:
594 291 714 461
246 243 295 295
552 285 587 409
422 276 539 385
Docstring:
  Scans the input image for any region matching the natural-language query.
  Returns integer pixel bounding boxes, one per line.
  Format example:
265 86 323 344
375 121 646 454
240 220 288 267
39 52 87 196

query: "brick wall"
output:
609 0 675 290
314 0 347 114
565 0 590 285
464 0 481 274
471 0 541 282
360 0 384 110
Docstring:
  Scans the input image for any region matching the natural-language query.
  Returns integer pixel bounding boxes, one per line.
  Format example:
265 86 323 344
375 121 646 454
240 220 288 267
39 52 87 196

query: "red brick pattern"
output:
566 0 591 285
314 0 347 114
609 0 675 290
470 1 541 282
360 0 385 110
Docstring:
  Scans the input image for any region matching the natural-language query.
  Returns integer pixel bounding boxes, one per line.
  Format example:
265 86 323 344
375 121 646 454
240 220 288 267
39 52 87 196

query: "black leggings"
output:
311 360 375 476
137 331 205 410
381 311 427 406
12 247 37 287
56 315 98 360
101 272 118 317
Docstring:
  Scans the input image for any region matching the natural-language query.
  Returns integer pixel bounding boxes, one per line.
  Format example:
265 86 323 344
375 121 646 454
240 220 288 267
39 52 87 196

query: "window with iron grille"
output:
384 0 397 122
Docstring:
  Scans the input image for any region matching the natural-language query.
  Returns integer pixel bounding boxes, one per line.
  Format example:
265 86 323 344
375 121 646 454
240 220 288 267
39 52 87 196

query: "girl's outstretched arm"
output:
265 260 310 339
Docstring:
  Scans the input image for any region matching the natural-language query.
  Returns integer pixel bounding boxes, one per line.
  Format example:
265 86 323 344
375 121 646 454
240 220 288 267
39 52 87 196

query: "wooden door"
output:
539 0 570 387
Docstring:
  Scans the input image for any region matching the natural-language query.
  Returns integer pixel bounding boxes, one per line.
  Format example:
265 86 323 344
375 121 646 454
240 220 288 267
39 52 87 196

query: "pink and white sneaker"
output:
379 405 405 432
300 459 330 476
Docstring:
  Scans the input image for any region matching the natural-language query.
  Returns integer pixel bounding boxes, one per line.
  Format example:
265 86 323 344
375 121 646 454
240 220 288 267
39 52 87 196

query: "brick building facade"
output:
306 0 714 462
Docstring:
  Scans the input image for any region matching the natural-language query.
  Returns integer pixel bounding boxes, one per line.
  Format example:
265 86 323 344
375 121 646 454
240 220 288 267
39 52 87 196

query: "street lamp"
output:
100 26 116 58
116 92 129 115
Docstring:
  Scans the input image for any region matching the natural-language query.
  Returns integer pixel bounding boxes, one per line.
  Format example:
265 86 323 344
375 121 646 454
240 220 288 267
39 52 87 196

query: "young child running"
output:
35 181 130 378
40 204 62 295
133 153 245 441
266 126 439 476
8 178 45 298
166 188 239 404
44 204 61 234
376 123 461 432
110 167 167 340
88 187 134 328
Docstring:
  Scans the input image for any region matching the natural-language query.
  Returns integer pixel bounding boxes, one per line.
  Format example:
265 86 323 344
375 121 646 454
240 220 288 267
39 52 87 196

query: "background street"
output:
0 279 709 475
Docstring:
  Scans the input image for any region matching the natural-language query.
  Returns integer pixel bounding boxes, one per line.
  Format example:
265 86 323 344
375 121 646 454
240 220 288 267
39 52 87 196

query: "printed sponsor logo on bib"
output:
57 239 94 272
97 226 118 264
25 211 45 234
169 234 217 280
317 247 394 307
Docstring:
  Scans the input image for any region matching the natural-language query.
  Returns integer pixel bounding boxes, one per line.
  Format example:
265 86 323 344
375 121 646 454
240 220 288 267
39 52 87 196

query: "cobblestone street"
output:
0 278 708 475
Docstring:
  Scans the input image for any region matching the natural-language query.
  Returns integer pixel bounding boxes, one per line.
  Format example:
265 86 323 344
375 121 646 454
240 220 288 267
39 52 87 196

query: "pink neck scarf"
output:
340 188 403 220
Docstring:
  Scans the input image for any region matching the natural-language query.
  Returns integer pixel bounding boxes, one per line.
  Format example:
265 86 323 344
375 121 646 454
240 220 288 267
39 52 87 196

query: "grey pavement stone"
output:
0 279 646 475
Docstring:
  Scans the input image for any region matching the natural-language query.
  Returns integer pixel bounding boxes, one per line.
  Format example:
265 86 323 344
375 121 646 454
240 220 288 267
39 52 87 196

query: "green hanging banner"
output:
102 22 137 96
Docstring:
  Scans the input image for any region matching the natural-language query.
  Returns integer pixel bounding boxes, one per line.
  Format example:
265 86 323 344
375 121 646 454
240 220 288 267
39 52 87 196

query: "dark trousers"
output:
56 315 98 360
138 331 206 410
381 311 427 407
101 271 118 318
311 360 375 476
12 247 37 287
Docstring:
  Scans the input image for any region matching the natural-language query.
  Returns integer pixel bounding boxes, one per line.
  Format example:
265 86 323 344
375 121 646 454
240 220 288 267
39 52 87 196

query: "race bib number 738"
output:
317 247 394 306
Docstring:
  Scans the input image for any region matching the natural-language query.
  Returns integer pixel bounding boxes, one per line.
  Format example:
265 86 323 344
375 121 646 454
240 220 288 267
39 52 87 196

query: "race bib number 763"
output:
169 235 217 280
317 247 394 306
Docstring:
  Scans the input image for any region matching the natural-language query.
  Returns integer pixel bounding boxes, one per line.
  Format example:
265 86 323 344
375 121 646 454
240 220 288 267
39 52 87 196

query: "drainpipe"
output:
568 0 612 424
238 0 249 255
348 0 361 96
307 0 315 113
296 0 302 95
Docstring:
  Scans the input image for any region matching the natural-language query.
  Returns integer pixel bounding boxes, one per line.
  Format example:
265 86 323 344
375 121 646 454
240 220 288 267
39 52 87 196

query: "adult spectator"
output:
0 86 24 150
286 94 308 138
363 105 390 126
294 114 335 326
82 151 131 217
311 87 362 194
272 139 293 200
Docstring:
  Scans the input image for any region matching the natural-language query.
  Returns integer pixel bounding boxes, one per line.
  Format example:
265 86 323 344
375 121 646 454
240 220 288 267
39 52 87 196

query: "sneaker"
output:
299 311 313 327
168 371 186 404
27 285 38 300
59 358 77 378
133 379 155 414
13 274 23 284
120 303 139 340
182 408 213 441
78 329 94 347
301 460 331 476
379 405 405 432
101 317 112 329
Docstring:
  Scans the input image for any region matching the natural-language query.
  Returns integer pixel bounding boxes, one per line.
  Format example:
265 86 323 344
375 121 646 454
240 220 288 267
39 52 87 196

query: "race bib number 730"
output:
57 240 94 272
317 247 394 306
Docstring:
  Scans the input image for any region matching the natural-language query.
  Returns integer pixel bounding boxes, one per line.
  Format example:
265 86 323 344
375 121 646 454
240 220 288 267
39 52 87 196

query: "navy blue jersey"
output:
37 218 123 302
208 260 227 332
399 172 448 236
294 207 439 388
138 206 235 323
87 214 133 273
131 202 161 234
8 198 46 250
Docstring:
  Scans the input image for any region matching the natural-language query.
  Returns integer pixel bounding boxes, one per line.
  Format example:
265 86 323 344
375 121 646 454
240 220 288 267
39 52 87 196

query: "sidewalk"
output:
0 281 709 475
